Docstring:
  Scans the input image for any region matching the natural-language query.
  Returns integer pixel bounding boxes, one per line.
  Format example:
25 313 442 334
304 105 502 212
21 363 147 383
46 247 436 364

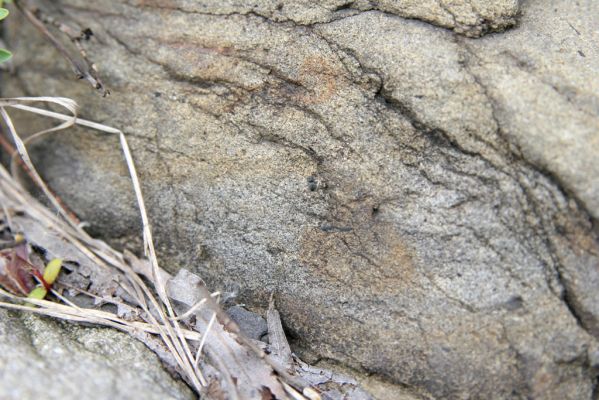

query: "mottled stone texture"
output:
0 310 194 400
3 0 599 399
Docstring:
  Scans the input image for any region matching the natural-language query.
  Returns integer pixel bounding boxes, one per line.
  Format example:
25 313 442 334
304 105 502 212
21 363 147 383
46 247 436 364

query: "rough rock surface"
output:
226 305 268 340
3 0 599 399
0 310 194 400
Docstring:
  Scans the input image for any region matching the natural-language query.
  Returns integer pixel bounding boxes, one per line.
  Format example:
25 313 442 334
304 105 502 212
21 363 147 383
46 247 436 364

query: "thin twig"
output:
170 291 220 322
0 133 81 223
0 107 81 231
14 0 109 96
195 311 216 366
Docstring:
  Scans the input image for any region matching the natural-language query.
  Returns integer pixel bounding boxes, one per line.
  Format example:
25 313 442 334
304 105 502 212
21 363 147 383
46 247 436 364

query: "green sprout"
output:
28 286 48 300
27 258 63 300
43 258 62 284
0 1 11 63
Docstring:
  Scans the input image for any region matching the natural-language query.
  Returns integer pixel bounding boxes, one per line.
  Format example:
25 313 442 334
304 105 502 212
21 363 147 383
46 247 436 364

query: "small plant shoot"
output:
0 1 11 63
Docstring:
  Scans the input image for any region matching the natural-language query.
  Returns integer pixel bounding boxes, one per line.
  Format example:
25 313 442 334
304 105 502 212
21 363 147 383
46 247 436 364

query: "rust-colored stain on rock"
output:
299 209 419 294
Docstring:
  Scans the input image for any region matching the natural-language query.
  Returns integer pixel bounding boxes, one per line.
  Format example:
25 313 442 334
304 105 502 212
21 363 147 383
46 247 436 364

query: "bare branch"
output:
14 0 109 96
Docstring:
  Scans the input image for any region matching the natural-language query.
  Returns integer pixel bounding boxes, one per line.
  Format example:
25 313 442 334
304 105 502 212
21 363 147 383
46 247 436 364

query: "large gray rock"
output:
3 0 599 398
0 310 194 400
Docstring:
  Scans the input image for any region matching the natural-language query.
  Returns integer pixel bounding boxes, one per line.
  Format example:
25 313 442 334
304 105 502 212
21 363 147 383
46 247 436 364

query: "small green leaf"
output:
43 258 62 285
28 286 48 300
0 8 8 21
0 48 11 63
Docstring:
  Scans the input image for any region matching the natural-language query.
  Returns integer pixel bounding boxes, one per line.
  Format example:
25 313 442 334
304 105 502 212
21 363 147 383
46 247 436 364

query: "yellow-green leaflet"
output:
28 287 48 300
43 258 62 285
